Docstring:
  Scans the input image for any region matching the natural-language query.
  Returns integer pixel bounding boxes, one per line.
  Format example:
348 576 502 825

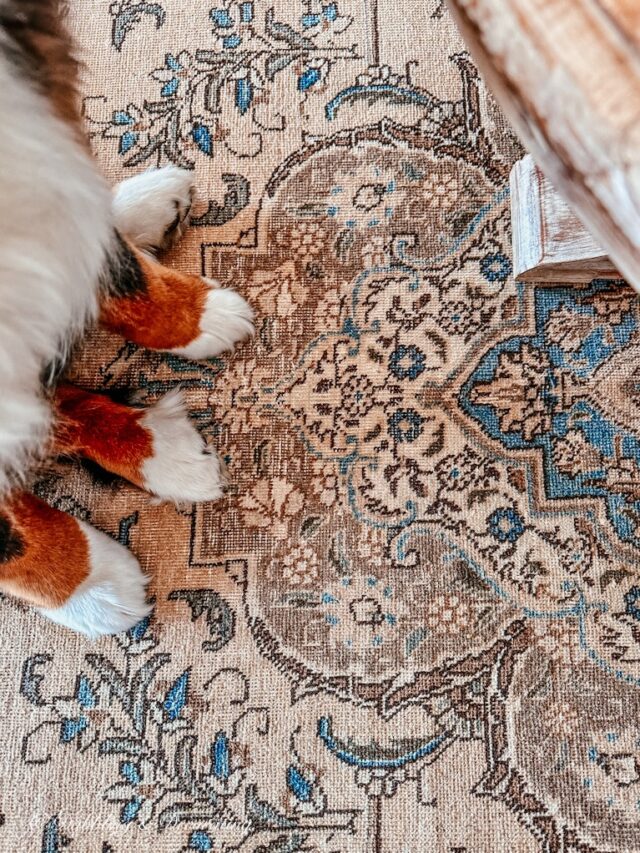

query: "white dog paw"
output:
171 283 255 360
140 389 226 503
112 166 195 252
39 523 151 639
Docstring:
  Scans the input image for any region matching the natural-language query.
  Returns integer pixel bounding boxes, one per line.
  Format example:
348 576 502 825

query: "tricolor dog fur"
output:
0 0 254 636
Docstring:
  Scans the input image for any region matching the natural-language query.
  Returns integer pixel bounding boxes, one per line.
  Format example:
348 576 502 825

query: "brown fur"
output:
54 384 154 489
100 248 208 350
0 492 89 607
0 0 82 132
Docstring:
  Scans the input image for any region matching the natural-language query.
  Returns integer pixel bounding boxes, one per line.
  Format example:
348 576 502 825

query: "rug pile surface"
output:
1 2 639 850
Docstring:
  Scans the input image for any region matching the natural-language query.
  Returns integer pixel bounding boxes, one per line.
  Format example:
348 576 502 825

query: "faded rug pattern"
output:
2 2 640 851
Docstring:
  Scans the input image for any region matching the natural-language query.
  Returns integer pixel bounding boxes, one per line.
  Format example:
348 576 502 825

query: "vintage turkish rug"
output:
1 1 639 851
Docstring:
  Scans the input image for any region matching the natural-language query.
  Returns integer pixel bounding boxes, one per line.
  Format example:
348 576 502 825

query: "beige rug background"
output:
1 2 638 851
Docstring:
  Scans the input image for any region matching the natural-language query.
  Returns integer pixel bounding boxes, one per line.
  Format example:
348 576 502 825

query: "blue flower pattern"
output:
389 345 426 380
388 408 424 443
488 507 526 543
89 2 357 165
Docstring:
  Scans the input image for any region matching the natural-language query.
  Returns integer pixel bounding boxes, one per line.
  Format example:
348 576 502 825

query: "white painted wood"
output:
511 155 619 282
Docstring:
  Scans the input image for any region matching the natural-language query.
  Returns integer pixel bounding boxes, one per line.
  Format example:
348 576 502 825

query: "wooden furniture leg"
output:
511 155 619 283
446 0 640 291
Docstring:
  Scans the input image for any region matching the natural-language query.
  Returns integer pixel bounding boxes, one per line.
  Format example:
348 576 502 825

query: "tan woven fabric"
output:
1 2 639 850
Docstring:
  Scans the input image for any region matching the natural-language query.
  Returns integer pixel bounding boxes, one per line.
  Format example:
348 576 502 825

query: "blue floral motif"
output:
115 759 151 824
121 796 144 824
480 252 512 282
389 345 426 380
318 573 402 654
211 8 234 28
287 765 313 802
87 3 356 165
210 2 255 50
163 669 190 720
212 730 230 779
188 830 214 851
302 3 340 28
120 761 141 785
284 756 326 815
76 675 97 709
21 611 352 846
488 507 525 543
388 408 424 443
128 613 151 643
60 717 88 743
625 586 640 621
191 121 213 156
152 51 192 98
461 280 640 547
41 816 71 853
110 1 166 52
298 66 322 91
110 106 144 155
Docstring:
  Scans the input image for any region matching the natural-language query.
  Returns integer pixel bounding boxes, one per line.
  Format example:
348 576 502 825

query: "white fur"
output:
171 284 255 360
39 521 151 638
141 389 226 502
111 169 254 360
0 50 113 494
112 166 195 252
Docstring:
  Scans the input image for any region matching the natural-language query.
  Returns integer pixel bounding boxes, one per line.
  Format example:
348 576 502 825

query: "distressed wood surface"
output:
511 155 619 281
446 0 640 291
598 0 640 46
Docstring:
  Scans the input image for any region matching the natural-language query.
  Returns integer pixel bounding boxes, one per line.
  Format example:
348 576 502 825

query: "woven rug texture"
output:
1 1 639 851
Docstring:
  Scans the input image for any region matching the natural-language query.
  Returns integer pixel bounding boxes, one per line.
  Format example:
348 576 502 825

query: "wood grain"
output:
597 0 640 47
511 154 618 281
446 0 640 292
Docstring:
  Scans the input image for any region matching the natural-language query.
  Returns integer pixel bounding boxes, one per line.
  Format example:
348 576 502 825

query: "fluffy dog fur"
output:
0 0 254 636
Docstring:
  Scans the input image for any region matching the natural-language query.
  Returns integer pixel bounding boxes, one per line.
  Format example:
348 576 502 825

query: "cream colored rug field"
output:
2 2 639 851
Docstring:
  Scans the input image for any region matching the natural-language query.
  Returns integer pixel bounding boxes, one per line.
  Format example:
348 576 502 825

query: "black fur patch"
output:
0 513 24 563
104 386 139 406
0 1 58 75
79 459 123 490
101 232 147 299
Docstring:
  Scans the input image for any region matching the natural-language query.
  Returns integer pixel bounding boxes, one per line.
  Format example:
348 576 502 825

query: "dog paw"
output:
171 283 255 360
140 389 227 503
39 523 151 638
112 166 195 252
